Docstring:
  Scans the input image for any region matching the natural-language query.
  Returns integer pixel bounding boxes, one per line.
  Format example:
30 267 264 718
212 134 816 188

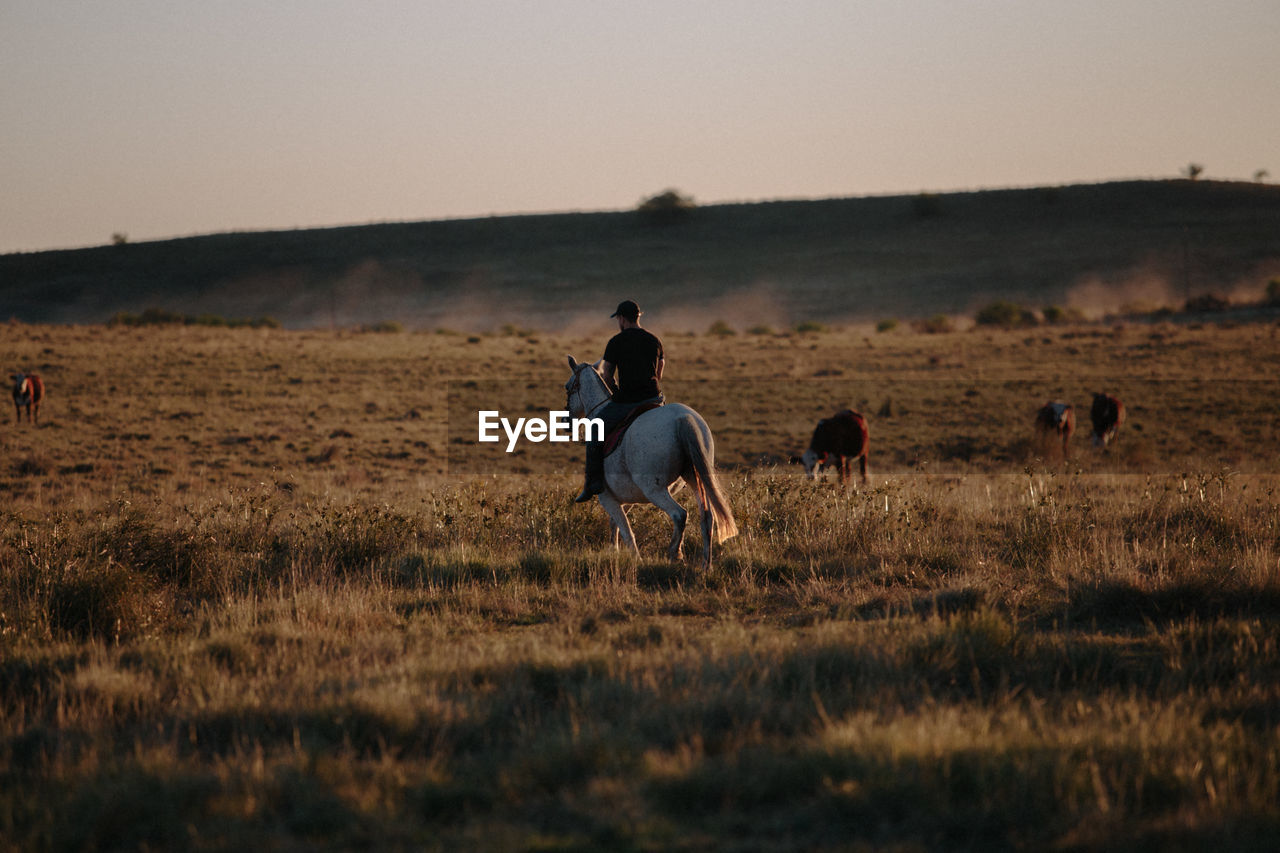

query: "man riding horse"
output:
573 299 665 503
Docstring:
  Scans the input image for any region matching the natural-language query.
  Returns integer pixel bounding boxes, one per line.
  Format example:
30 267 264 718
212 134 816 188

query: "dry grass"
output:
2 321 1279 850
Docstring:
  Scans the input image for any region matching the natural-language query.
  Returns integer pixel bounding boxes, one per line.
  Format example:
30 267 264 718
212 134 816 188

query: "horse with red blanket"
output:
1034 400 1074 459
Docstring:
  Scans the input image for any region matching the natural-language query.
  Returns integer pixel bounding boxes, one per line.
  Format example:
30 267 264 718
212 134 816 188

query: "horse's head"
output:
800 448 823 479
564 356 606 417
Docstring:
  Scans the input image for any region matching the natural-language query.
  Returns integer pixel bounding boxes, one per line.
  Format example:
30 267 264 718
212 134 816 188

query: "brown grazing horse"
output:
796 409 870 485
11 373 44 424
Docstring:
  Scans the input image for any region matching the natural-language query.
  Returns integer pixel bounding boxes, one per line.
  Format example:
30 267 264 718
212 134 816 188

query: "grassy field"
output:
2 320 1280 850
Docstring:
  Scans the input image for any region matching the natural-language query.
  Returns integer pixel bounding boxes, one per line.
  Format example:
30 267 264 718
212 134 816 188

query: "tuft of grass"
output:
14 455 51 476
48 561 160 641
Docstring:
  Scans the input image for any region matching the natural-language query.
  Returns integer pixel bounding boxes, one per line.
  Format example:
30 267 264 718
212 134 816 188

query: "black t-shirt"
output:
603 327 664 403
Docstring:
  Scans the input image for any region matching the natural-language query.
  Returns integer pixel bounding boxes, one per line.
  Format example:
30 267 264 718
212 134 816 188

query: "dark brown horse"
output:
1089 392 1125 447
11 373 44 424
796 409 870 485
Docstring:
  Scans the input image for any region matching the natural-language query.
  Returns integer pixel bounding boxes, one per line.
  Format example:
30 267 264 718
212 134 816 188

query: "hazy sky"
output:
3 0 1277 253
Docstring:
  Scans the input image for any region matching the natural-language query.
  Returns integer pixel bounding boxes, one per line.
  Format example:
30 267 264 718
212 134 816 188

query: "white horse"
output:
565 356 737 568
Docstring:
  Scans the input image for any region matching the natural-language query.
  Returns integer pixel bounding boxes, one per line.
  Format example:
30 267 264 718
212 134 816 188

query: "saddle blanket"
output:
603 401 664 457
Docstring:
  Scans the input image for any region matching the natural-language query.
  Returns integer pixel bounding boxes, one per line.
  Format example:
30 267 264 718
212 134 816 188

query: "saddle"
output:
603 401 664 457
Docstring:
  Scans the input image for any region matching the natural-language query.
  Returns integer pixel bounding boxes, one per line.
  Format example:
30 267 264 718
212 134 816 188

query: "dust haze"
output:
1066 261 1280 319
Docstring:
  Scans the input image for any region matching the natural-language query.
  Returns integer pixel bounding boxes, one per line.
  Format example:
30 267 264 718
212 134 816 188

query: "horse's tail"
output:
676 415 738 544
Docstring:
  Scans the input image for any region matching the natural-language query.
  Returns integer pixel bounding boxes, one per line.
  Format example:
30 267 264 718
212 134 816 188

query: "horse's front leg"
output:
596 493 639 556
643 485 688 562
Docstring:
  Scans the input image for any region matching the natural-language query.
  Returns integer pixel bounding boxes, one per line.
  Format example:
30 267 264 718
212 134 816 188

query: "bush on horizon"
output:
1265 278 1280 304
794 320 827 334
914 314 953 334
637 189 696 227
975 300 1038 329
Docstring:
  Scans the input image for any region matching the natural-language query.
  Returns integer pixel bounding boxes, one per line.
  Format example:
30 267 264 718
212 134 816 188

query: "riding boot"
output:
573 442 605 503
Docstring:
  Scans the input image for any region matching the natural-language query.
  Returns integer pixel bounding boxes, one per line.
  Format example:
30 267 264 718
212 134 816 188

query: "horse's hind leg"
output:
679 474 715 571
700 504 714 571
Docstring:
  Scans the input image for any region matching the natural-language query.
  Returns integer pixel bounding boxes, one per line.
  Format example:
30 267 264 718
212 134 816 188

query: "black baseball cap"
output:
610 300 641 319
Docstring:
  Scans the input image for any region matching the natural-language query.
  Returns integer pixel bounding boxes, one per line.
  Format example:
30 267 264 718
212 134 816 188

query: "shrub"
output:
793 321 827 334
975 300 1038 329
746 324 775 336
14 455 51 476
290 505 424 576
1184 293 1229 313
108 308 184 327
912 192 943 218
1265 279 1280 304
49 562 157 641
107 309 279 329
1118 301 1171 317
1041 305 1084 324
707 320 735 337
637 189 695 226
914 314 953 334
876 318 899 333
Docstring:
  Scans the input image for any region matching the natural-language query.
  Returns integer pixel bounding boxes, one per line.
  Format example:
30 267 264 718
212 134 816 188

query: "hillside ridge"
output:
4 180 1279 330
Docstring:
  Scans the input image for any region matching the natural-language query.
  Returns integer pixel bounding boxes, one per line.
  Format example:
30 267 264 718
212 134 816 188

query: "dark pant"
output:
582 395 664 491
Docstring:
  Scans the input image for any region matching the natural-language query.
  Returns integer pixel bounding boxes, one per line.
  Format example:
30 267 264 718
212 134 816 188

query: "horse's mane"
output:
575 360 602 384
